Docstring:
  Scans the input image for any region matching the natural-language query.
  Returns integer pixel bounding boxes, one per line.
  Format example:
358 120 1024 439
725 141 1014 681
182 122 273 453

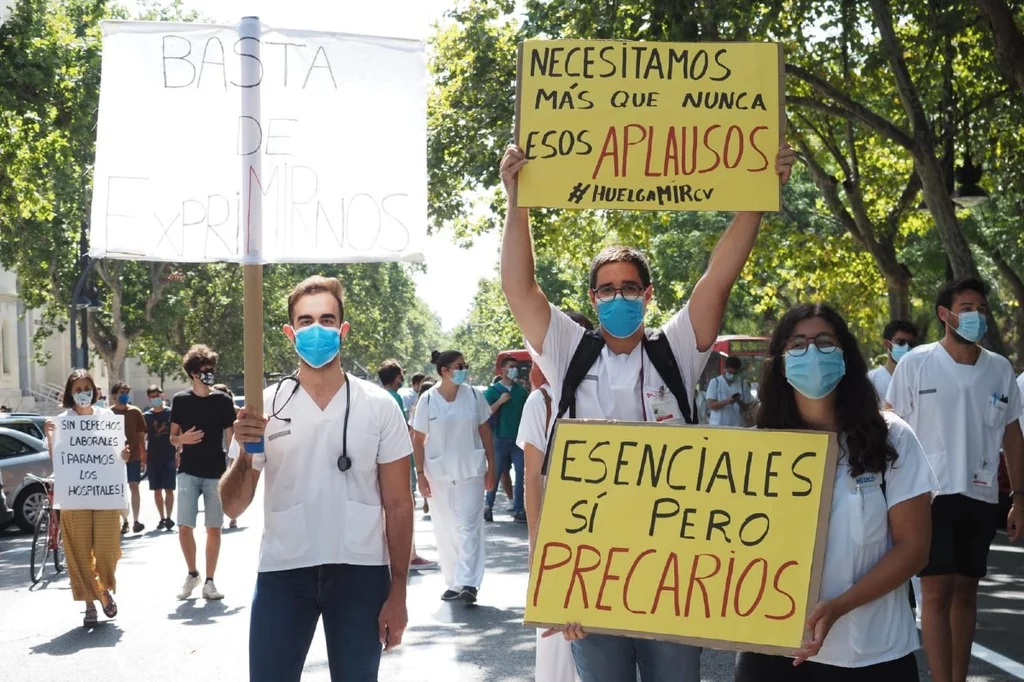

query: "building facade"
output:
0 268 190 413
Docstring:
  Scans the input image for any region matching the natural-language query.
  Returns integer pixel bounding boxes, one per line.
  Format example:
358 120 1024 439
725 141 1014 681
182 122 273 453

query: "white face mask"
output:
505 367 518 381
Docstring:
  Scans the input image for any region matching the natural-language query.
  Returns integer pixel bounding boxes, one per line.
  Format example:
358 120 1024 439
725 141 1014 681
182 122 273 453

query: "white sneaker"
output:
202 579 224 600
177 573 201 600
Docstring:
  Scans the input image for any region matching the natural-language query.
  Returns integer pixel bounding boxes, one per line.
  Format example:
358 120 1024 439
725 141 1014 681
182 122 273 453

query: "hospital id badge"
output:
972 468 996 488
650 397 679 424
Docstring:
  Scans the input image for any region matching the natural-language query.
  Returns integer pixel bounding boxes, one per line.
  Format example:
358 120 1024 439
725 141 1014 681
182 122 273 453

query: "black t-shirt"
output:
144 408 176 463
170 390 236 479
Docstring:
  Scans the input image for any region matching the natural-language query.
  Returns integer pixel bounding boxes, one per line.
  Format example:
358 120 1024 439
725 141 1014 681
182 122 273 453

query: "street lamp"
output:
950 154 990 208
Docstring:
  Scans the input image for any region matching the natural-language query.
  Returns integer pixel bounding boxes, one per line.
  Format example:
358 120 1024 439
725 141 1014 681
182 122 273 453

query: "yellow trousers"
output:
60 509 122 602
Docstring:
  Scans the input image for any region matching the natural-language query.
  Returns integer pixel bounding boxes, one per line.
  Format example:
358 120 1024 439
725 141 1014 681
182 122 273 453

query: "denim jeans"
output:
249 563 391 682
571 634 701 682
485 438 525 514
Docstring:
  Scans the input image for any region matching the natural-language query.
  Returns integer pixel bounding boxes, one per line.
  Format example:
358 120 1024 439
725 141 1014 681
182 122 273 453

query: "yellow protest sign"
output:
514 39 784 212
525 420 838 654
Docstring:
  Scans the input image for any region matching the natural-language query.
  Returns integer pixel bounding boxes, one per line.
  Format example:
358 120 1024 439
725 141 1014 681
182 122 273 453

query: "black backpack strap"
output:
642 329 694 425
557 330 605 421
542 330 605 475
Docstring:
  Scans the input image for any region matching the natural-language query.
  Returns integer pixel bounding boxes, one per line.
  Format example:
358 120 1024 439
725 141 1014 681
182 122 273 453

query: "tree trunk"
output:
913 152 980 278
92 335 128 384
975 0 1024 97
885 268 912 321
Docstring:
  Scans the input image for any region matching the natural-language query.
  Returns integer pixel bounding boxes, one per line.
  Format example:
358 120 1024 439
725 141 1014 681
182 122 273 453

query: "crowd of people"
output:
32 140 1024 682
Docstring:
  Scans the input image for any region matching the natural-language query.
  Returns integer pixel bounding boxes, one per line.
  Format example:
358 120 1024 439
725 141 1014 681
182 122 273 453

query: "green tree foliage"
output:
430 0 1024 366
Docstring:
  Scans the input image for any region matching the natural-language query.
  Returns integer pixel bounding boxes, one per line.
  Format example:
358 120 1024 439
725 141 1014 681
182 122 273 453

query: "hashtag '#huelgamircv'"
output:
567 182 590 204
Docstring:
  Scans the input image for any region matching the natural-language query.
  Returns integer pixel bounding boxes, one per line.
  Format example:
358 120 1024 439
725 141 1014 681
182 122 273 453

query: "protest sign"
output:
514 39 784 212
89 21 427 264
52 414 127 511
525 420 837 654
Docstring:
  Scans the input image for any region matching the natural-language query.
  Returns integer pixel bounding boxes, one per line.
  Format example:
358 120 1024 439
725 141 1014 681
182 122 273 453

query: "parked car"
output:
0 415 45 440
0 469 14 528
0 428 51 532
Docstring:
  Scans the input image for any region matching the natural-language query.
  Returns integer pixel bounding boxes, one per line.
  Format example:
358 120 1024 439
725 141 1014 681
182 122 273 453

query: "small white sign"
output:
52 414 128 510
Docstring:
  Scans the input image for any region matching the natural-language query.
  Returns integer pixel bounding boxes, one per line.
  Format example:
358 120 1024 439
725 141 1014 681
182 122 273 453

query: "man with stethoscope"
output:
221 275 414 682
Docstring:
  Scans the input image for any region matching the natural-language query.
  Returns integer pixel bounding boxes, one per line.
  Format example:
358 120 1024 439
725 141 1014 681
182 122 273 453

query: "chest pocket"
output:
984 400 1008 429
848 475 888 547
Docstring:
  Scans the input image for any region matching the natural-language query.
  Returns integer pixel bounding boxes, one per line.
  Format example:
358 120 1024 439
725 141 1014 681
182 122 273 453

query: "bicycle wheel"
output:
30 507 52 585
53 516 64 573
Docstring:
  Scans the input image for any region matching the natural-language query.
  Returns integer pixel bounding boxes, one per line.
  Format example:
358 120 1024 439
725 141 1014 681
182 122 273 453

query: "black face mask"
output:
198 371 216 386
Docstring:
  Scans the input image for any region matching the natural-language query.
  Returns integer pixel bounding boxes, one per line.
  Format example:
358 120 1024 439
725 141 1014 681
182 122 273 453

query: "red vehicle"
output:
494 350 533 389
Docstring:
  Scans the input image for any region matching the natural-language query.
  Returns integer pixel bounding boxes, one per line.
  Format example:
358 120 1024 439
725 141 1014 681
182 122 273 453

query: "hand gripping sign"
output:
525 420 838 654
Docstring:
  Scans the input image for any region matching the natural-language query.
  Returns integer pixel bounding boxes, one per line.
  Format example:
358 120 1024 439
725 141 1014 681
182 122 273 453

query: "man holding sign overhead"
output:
500 38 794 678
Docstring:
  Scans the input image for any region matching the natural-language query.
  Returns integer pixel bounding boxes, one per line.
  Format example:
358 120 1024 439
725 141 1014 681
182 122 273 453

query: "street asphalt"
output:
0 489 1020 681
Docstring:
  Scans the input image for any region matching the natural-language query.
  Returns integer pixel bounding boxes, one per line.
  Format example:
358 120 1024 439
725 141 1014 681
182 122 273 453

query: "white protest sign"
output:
52 414 128 510
89 21 427 264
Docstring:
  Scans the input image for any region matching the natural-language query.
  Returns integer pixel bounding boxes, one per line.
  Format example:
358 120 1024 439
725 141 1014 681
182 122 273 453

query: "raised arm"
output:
687 144 795 351
499 145 552 353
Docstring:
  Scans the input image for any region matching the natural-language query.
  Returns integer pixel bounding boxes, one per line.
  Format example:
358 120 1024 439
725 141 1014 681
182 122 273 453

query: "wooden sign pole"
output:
240 16 264 448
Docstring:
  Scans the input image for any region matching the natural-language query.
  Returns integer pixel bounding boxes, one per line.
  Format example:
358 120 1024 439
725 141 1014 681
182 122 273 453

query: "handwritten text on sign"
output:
515 40 783 212
525 421 836 653
90 21 427 264
52 414 127 511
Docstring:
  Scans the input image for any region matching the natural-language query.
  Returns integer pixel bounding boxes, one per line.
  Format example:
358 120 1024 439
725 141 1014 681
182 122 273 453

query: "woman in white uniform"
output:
522 312 593 682
734 303 935 682
412 350 495 605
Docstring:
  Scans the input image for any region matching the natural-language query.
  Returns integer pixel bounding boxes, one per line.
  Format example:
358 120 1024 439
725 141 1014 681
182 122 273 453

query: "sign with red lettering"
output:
514 39 784 212
525 420 837 654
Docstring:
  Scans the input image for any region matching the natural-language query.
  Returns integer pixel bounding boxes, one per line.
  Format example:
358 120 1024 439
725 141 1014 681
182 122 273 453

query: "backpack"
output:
542 328 693 474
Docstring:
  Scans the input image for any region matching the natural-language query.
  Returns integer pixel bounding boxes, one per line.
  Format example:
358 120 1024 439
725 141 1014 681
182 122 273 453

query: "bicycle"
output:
29 474 64 584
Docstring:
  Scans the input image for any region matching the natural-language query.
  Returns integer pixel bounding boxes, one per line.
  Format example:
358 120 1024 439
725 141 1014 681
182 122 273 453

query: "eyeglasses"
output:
784 334 840 356
593 283 645 303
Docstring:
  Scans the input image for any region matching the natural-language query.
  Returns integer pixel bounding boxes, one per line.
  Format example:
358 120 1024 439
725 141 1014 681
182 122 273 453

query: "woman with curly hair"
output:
734 304 935 682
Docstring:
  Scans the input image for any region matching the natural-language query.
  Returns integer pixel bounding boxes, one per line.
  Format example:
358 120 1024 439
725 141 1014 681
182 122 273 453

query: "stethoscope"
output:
270 371 352 472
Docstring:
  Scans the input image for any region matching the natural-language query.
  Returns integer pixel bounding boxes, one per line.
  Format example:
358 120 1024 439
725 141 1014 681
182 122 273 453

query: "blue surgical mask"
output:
95 399 106 408
597 295 644 339
784 345 846 400
890 342 910 363
73 391 93 407
150 397 163 408
953 310 987 343
505 367 518 380
117 393 130 405
451 369 469 385
294 323 342 369
724 372 736 382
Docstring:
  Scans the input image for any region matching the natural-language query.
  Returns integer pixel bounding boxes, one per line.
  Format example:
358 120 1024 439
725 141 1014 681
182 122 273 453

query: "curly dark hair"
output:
756 303 897 476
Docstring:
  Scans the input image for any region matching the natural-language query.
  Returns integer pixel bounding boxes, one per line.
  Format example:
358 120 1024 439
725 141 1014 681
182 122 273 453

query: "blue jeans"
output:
249 564 391 682
485 438 524 514
571 634 701 682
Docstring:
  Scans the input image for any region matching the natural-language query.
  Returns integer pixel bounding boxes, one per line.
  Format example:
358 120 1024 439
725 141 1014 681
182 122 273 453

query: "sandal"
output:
83 605 98 627
101 591 117 618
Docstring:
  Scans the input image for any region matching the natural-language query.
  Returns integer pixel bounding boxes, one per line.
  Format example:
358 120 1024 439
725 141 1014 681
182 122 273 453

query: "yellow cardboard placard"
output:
514 39 784 212
525 420 837 654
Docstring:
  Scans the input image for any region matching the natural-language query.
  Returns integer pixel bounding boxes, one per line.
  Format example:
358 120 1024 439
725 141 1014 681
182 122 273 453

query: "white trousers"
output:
536 629 580 682
431 474 486 590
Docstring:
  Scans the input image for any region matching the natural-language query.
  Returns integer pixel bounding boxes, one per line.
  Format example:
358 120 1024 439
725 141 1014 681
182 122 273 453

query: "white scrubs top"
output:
253 376 411 573
412 384 491 482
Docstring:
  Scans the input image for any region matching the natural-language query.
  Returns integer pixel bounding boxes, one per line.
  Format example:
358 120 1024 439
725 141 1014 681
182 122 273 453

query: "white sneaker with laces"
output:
202 579 224 600
177 574 201 600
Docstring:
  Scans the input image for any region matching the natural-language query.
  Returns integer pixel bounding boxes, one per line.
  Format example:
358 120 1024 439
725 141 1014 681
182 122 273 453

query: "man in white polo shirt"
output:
498 142 795 682
221 275 414 682
887 276 1024 682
